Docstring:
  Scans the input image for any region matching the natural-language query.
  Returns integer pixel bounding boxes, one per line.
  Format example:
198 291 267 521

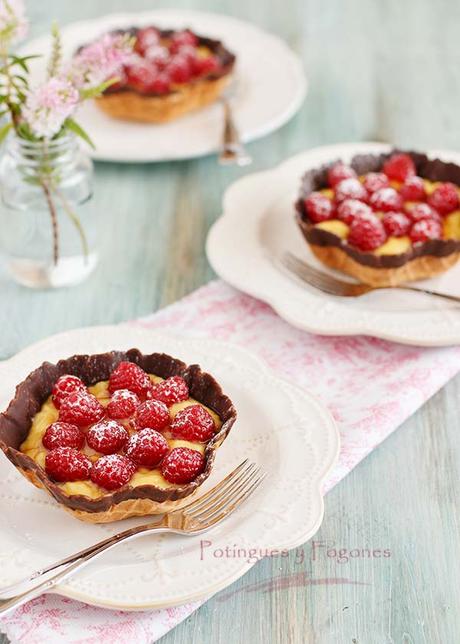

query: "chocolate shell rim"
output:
294 150 460 269
102 26 236 97
0 349 237 514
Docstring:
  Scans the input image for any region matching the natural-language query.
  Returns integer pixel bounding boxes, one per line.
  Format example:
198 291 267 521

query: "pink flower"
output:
68 33 133 90
0 0 28 45
23 78 79 138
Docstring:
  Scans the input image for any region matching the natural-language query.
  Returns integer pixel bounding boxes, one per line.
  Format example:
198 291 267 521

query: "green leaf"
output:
10 57 28 73
10 54 41 65
0 122 13 144
13 74 28 84
80 77 118 100
16 122 36 141
64 118 95 149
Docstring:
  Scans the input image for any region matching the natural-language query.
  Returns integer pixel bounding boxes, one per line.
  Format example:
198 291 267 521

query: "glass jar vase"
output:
0 133 97 288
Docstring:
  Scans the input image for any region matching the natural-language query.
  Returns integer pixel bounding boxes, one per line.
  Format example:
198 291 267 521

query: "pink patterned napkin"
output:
2 280 460 644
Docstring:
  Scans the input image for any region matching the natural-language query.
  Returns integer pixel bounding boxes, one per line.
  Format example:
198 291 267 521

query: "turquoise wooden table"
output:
2 0 460 642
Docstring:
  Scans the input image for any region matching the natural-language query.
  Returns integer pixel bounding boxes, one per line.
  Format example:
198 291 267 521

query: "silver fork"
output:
0 460 265 615
281 252 460 304
218 81 252 167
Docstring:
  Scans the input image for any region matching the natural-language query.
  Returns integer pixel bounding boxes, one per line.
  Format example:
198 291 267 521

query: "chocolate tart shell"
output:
0 350 237 522
95 27 236 123
295 150 460 285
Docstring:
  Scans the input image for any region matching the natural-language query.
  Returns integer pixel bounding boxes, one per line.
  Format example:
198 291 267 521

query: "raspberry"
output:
151 75 171 95
382 212 411 237
304 192 334 223
87 420 129 455
428 182 459 215
383 153 416 182
174 45 196 64
169 30 198 54
337 199 372 225
327 163 357 187
109 362 153 398
42 422 85 451
144 46 169 69
334 178 368 203
135 27 160 54
362 172 389 193
348 214 387 251
161 447 205 484
59 391 105 427
90 454 136 490
170 405 216 442
45 447 91 483
107 389 140 420
125 428 169 467
410 219 442 243
167 57 192 83
369 187 403 212
150 376 189 406
52 375 86 409
126 64 159 93
133 399 170 431
400 176 426 201
408 203 441 222
192 55 219 76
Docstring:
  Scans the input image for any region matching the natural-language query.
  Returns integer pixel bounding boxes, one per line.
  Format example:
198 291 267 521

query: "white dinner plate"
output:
206 142 460 347
0 325 338 610
21 10 307 163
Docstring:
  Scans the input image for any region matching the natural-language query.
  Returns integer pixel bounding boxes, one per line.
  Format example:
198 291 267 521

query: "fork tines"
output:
281 252 352 296
180 460 266 526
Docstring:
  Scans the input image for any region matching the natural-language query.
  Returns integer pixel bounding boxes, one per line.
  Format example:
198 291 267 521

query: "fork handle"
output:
0 523 168 615
219 100 252 167
396 285 460 304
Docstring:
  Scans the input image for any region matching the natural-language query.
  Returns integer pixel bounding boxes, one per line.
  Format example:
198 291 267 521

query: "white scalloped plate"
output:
21 10 307 162
0 326 338 610
206 142 460 346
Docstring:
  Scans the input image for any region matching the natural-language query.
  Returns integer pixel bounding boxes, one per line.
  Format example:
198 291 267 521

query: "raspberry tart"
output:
295 151 460 286
0 350 236 523
94 26 235 123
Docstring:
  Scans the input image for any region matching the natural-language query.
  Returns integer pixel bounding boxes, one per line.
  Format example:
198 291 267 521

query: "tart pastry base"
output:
20 467 199 523
96 75 232 123
309 244 460 287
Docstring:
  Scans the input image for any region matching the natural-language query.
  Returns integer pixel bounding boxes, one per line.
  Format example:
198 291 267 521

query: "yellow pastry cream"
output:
374 236 411 255
443 210 460 240
20 375 221 499
315 219 349 239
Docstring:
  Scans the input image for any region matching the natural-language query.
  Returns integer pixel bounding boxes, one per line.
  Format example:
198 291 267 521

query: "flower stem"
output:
41 179 59 265
54 188 89 263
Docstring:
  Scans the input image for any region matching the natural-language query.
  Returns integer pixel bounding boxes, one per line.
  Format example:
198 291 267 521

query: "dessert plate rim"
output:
0 325 339 610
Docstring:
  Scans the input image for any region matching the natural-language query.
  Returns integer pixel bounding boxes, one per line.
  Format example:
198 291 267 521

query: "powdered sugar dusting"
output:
334 178 368 203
